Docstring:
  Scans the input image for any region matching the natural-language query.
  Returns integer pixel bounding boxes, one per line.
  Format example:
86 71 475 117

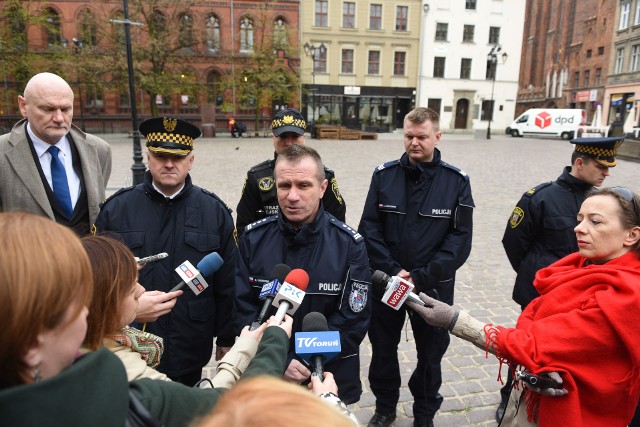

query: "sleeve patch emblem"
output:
509 207 525 228
331 177 343 204
258 176 275 192
349 282 368 313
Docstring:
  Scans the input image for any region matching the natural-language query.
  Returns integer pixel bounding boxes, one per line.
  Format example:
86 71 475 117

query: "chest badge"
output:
258 176 275 192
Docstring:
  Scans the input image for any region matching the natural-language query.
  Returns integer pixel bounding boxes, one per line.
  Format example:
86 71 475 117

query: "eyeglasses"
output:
611 186 639 221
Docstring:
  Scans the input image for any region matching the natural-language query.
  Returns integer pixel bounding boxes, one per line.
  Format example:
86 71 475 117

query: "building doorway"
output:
455 98 469 129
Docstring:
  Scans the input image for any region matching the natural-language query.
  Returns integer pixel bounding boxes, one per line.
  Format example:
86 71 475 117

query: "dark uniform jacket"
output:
236 155 346 234
502 166 592 307
234 206 371 404
358 150 474 303
94 172 237 378
0 327 289 427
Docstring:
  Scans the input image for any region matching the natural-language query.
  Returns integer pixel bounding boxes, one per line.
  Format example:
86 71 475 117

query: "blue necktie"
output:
48 146 73 217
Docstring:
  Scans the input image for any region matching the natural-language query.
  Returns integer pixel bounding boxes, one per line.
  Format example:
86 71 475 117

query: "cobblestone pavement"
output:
102 131 638 426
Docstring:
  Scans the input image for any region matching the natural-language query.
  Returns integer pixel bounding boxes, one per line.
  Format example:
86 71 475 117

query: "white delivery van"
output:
506 109 586 140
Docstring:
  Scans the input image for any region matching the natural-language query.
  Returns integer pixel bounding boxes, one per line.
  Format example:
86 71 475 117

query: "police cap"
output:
139 117 201 156
570 136 624 167
271 108 306 137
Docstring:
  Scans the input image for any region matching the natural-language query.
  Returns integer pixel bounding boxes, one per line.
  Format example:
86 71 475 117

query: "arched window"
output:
78 8 97 47
178 13 193 49
207 70 221 105
111 10 125 47
44 8 63 47
153 10 166 37
205 15 221 52
239 17 253 52
273 18 286 50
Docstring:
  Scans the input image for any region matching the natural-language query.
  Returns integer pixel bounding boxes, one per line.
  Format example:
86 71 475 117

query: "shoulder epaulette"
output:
200 188 233 215
100 185 135 208
523 181 553 197
249 159 274 173
374 159 400 173
441 161 470 181
328 217 363 242
243 215 278 233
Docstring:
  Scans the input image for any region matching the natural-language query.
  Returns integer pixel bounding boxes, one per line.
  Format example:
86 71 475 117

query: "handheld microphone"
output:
371 270 426 310
249 264 292 331
170 252 224 294
272 268 309 324
295 312 341 381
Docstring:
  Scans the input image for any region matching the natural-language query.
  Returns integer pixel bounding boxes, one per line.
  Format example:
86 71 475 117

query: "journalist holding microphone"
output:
234 144 372 405
0 212 293 426
405 187 640 427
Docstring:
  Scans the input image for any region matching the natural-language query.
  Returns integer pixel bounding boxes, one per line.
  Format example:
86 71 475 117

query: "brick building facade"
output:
0 0 300 134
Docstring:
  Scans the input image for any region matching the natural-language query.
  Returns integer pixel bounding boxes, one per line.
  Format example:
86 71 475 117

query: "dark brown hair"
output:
81 235 138 350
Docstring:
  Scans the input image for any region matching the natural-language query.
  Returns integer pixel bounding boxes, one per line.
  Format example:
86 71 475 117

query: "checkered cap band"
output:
574 144 617 158
146 132 194 147
271 116 306 131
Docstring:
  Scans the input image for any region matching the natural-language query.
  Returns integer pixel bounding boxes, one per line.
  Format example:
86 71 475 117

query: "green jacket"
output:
0 326 289 426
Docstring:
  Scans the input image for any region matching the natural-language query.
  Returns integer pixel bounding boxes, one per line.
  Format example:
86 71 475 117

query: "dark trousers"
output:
169 370 202 387
368 301 450 421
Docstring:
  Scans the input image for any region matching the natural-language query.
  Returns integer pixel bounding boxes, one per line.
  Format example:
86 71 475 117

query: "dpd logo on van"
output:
535 111 552 129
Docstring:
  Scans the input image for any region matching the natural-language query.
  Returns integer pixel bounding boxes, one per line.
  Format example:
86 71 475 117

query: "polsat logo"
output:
535 111 552 129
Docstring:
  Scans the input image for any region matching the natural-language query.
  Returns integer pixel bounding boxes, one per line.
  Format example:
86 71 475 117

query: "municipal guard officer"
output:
94 117 237 386
235 108 345 235
358 107 474 427
496 136 624 421
234 144 371 405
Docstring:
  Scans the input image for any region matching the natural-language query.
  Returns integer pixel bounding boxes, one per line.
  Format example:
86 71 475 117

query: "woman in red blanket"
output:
408 186 640 427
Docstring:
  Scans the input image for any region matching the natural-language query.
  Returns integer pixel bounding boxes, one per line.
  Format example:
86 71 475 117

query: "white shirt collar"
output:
27 123 70 159
152 181 185 199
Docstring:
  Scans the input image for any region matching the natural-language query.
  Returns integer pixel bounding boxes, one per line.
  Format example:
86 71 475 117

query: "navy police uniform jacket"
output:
358 150 474 303
502 166 591 307
94 171 238 378
234 206 371 404
236 155 346 234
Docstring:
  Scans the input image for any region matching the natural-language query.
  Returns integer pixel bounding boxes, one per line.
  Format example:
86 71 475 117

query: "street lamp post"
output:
486 45 508 140
111 0 145 185
71 37 86 132
303 42 326 126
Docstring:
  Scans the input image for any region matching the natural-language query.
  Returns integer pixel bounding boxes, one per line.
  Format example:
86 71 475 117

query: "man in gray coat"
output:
0 72 111 235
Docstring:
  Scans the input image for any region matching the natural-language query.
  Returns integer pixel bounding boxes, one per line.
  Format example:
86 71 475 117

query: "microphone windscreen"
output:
284 268 310 291
271 263 292 282
371 270 391 300
302 312 329 332
197 252 224 276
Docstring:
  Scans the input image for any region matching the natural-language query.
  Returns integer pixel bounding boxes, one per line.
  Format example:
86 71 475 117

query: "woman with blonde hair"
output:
0 212 293 426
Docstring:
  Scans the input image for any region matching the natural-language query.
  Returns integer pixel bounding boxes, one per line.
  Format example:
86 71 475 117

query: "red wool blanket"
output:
497 251 640 426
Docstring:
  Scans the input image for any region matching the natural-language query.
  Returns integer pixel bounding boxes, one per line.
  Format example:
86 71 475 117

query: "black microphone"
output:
297 312 341 381
249 264 292 331
371 270 426 309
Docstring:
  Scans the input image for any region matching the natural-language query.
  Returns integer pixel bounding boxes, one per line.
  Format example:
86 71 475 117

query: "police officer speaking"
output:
235 108 345 235
358 107 474 427
234 144 371 405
